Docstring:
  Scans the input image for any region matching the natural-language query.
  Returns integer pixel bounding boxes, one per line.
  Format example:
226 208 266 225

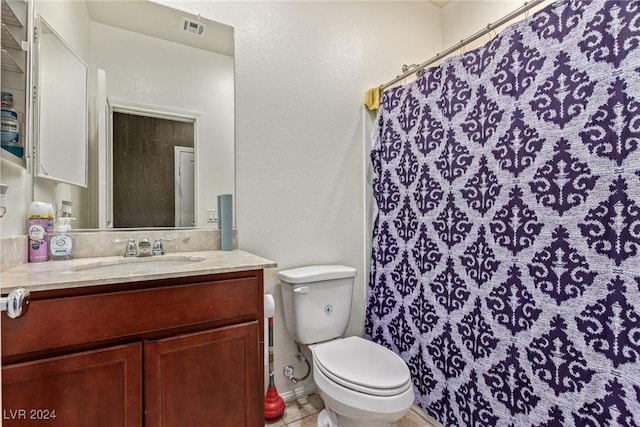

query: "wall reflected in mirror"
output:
33 0 234 230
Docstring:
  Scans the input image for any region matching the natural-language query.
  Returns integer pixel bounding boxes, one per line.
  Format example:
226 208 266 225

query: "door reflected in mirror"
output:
111 112 194 228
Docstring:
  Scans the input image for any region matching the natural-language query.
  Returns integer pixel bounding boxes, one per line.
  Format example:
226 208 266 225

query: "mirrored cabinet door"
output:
34 15 88 188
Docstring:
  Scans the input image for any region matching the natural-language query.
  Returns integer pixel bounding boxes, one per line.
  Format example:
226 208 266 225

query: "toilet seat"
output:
313 336 412 397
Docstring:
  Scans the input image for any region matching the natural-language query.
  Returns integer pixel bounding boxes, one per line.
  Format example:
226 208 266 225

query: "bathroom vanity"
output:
0 250 276 427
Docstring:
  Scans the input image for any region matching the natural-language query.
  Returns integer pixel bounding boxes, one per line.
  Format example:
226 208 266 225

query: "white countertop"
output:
0 250 277 293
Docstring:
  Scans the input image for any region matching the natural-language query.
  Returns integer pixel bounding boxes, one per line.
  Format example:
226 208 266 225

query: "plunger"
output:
264 316 285 420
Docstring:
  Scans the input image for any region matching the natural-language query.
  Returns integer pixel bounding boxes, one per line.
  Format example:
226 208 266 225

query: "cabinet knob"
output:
1 287 30 319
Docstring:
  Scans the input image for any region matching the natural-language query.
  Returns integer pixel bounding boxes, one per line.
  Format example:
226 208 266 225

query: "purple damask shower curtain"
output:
365 1 640 426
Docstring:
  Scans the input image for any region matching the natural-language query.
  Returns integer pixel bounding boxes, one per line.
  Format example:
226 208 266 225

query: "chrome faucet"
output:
113 237 171 257
137 238 152 257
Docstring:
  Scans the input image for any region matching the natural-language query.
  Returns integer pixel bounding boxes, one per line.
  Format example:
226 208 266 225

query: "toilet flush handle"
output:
293 286 309 294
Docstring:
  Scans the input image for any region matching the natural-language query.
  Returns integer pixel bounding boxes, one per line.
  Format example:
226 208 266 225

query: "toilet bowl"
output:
278 265 416 427
311 336 415 427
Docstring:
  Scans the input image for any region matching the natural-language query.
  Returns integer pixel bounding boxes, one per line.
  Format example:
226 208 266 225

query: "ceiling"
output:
85 0 448 56
85 0 234 57
429 0 451 7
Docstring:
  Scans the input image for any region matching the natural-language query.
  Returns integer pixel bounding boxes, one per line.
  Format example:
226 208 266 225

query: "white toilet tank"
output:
278 265 357 345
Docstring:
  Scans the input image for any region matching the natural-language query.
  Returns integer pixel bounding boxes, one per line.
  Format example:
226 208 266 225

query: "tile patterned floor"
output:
264 393 438 427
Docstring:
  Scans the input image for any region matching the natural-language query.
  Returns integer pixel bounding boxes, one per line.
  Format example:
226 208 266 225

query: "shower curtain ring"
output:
488 27 497 41
402 64 418 74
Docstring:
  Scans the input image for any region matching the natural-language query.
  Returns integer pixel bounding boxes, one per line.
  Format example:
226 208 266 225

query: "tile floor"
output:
264 393 438 427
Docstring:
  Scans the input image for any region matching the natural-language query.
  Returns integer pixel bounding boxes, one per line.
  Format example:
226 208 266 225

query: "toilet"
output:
278 265 415 427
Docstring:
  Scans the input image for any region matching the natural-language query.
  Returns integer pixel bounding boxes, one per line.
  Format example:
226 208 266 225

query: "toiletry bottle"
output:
28 202 54 262
60 200 73 218
1 91 23 158
50 217 75 260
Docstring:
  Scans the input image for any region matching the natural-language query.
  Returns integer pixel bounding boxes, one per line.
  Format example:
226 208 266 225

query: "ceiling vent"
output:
180 17 206 37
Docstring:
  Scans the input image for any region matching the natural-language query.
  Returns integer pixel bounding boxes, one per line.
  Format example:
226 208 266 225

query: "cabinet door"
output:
2 343 142 426
145 322 261 427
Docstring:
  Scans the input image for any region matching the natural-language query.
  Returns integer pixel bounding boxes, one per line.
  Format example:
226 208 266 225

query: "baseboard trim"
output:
278 383 318 403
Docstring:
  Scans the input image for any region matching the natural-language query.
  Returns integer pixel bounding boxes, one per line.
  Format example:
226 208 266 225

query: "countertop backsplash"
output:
1 235 28 272
1 229 237 273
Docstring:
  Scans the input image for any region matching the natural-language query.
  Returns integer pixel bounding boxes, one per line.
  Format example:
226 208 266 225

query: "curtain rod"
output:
380 0 548 90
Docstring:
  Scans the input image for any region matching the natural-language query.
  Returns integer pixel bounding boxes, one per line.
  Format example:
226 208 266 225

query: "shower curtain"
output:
365 1 640 426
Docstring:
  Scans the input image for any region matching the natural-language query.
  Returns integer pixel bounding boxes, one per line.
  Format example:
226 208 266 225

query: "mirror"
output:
34 0 234 229
35 15 89 188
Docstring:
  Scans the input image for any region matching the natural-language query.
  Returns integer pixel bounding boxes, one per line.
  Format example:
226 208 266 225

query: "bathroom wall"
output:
441 0 554 50
155 0 442 397
0 166 29 238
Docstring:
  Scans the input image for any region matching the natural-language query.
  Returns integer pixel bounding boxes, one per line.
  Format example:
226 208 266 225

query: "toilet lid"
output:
313 336 411 397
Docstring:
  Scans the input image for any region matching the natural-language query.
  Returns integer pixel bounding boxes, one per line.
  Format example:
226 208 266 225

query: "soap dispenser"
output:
50 217 76 260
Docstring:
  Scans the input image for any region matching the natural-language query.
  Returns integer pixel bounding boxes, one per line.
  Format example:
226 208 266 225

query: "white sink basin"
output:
71 256 205 274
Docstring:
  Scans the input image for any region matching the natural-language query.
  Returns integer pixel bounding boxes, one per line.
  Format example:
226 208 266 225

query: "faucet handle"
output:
111 239 138 257
152 237 175 255
111 238 137 257
125 239 137 257
152 238 164 256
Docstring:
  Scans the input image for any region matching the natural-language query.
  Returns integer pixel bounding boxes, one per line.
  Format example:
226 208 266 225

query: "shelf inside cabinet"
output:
0 0 26 28
1 49 23 73
0 0 27 172
1 148 26 169
1 23 22 50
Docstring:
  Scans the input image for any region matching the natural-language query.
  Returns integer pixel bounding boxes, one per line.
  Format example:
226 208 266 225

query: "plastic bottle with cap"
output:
50 217 76 260
1 91 22 157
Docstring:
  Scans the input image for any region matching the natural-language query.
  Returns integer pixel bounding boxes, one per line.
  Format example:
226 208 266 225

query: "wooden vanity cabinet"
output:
145 323 260 426
1 270 265 427
3 343 142 426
